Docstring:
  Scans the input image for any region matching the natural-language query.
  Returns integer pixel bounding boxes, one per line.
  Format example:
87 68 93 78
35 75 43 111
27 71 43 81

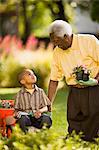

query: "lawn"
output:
0 87 69 136
1 88 99 150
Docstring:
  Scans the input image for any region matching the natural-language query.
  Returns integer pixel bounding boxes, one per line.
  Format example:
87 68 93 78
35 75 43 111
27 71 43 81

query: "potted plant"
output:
82 69 90 81
72 65 90 81
0 100 14 108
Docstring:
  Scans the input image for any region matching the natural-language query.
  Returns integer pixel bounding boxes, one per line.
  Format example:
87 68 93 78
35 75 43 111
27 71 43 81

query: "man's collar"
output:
70 34 77 50
21 84 38 93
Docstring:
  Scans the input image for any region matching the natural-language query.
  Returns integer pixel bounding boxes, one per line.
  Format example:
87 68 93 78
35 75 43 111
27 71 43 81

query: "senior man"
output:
48 20 99 141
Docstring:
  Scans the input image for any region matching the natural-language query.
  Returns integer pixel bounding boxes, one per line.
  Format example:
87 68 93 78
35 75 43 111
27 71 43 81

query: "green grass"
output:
1 88 99 149
0 88 20 99
52 87 69 135
0 87 69 135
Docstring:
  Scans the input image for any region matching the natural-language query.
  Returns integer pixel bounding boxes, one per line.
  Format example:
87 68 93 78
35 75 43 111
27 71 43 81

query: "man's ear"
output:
50 32 54 38
64 34 67 37
64 34 73 42
64 34 73 39
64 34 69 38
20 79 25 85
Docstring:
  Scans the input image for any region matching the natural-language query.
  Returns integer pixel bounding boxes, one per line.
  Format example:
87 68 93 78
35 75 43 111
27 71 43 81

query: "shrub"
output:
0 55 25 88
0 60 3 85
0 50 52 89
0 35 54 89
0 126 99 150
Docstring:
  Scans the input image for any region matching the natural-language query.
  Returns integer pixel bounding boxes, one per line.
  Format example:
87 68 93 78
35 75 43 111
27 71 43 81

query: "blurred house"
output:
0 10 18 36
74 8 99 38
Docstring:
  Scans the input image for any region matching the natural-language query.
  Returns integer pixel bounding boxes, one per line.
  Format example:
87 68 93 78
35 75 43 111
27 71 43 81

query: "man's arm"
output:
48 80 58 103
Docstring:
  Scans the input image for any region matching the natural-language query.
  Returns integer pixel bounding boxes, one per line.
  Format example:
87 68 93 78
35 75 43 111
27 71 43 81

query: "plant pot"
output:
76 71 84 81
83 73 89 81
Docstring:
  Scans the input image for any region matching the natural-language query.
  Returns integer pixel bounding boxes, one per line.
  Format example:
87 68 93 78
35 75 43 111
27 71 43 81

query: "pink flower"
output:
25 34 38 50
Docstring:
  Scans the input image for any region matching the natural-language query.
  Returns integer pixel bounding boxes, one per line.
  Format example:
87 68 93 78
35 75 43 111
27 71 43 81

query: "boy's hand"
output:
77 78 98 86
14 111 21 119
34 111 41 119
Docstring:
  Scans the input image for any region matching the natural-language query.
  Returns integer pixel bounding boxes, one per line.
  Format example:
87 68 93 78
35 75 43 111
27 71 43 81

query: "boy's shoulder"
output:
15 87 24 95
15 85 45 95
35 85 44 92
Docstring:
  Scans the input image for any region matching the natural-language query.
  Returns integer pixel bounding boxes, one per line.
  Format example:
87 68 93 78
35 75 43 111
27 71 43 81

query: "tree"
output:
69 0 99 23
90 0 99 22
0 0 74 42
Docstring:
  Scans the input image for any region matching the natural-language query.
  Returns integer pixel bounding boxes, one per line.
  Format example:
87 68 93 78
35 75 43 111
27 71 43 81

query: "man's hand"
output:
77 78 98 86
47 105 52 112
95 73 99 83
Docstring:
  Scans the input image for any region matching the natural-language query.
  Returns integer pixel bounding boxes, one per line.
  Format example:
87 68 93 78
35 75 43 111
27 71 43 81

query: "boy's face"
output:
20 70 37 85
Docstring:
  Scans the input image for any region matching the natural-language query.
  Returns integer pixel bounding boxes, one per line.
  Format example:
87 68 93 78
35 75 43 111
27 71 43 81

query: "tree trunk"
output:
21 0 30 43
56 0 68 21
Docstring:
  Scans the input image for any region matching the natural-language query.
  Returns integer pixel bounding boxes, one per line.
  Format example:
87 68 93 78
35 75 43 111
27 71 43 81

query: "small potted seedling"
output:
73 65 90 81
82 69 90 81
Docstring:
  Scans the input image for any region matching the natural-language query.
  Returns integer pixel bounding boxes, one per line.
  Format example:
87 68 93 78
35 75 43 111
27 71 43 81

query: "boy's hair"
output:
18 68 32 83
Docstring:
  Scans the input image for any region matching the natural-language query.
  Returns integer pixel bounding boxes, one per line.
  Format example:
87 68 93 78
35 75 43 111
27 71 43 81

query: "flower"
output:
0 100 14 108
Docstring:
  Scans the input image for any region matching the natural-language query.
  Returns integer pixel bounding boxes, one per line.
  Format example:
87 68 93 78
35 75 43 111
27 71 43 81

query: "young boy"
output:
14 69 52 133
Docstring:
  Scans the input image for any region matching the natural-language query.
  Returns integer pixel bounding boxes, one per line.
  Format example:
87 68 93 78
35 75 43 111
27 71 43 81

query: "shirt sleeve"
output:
41 90 51 107
83 35 99 78
95 36 99 63
14 92 20 110
89 36 99 74
89 35 99 63
50 47 63 81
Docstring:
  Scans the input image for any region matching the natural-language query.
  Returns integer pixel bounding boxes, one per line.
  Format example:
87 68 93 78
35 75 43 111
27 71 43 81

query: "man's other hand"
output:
77 78 98 86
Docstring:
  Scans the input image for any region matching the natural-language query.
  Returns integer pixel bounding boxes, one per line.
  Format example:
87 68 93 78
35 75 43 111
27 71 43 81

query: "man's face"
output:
50 33 73 50
21 70 37 85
